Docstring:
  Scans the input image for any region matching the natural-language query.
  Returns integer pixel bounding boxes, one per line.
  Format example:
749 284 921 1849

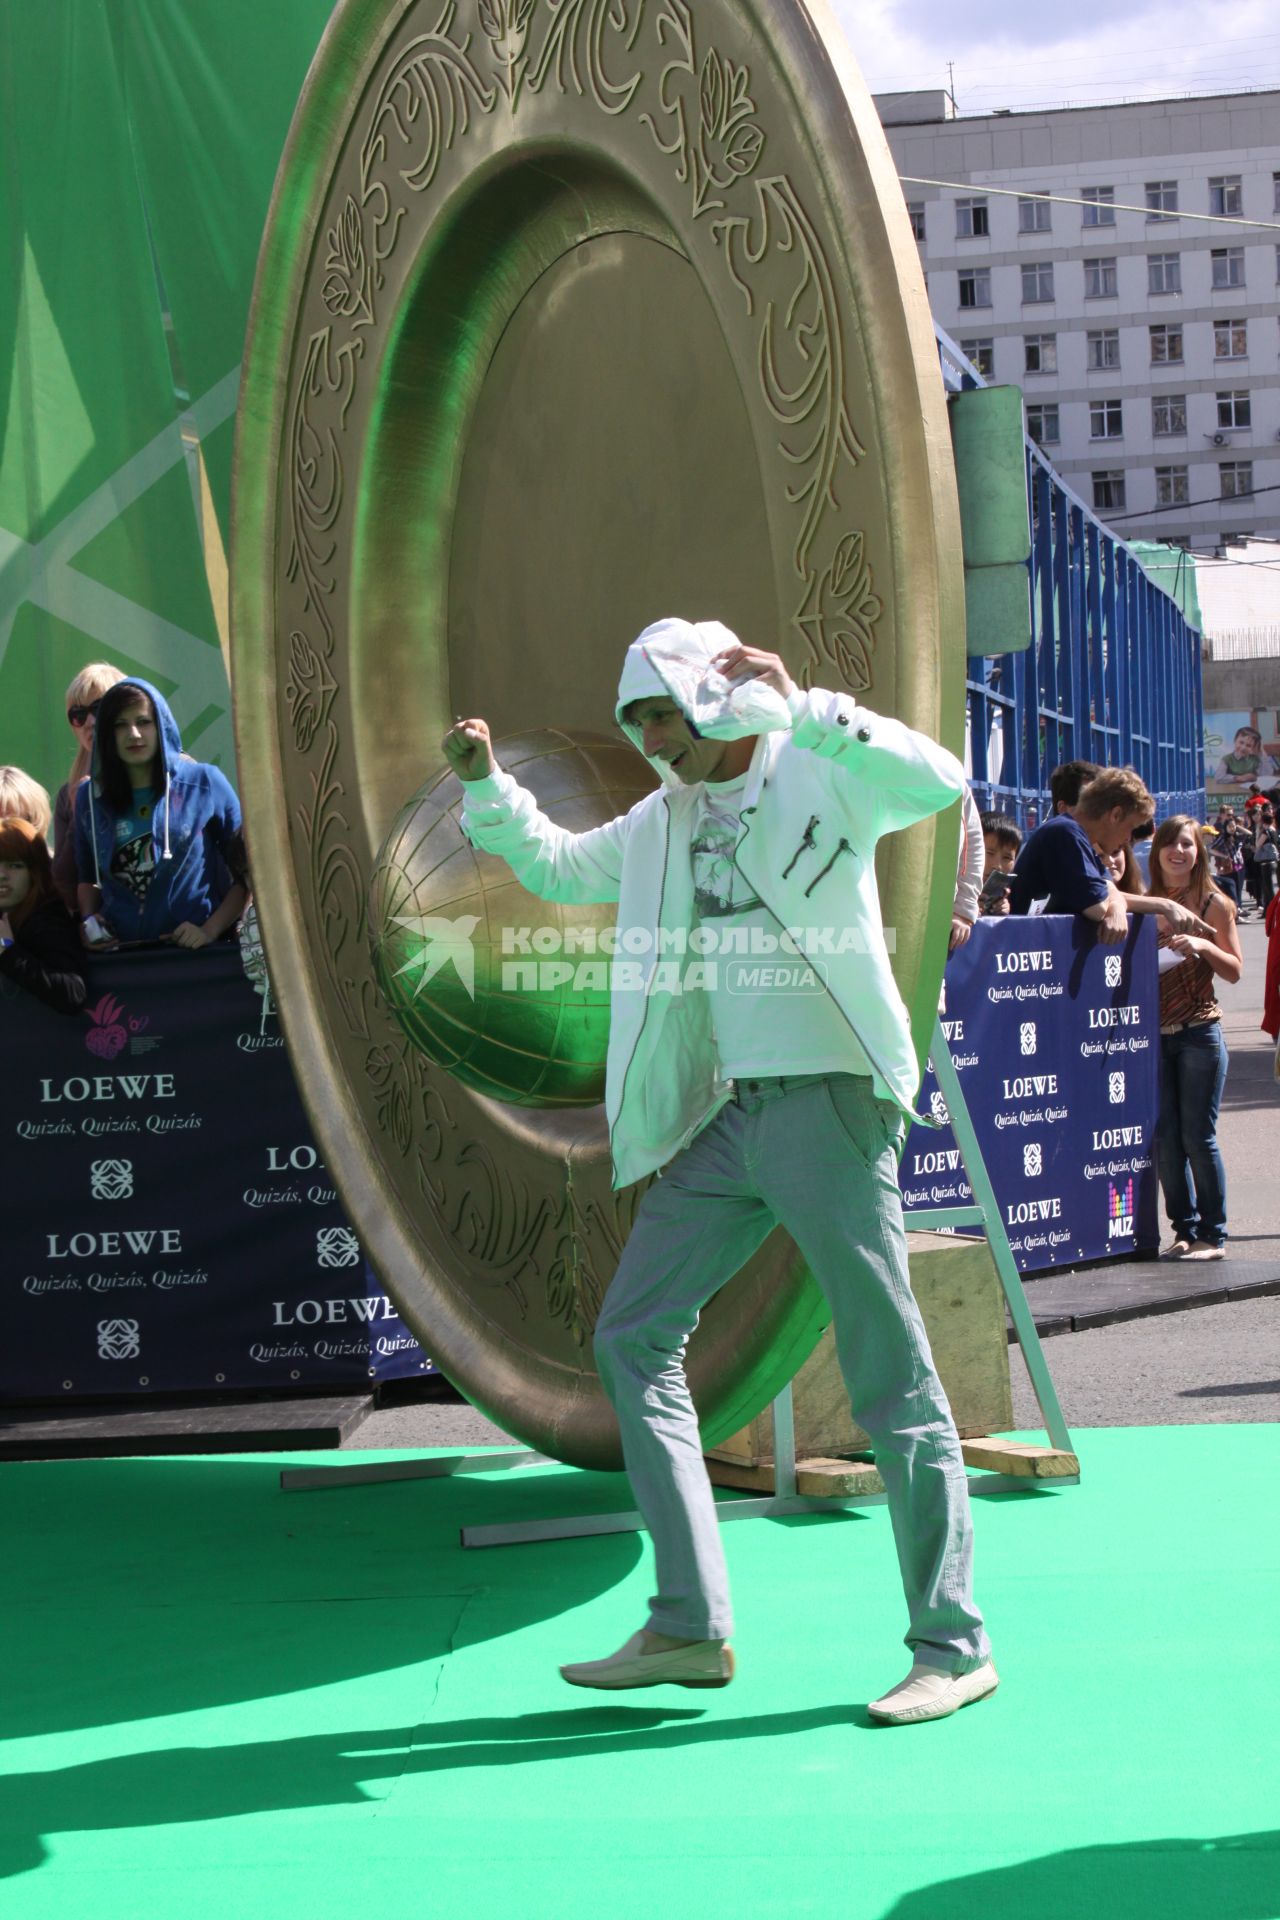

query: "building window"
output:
1211 248 1245 288
960 337 995 379
1208 175 1243 217
1148 253 1181 294
1155 466 1190 506
1213 318 1248 359
1151 394 1187 436
1146 179 1178 221
955 197 990 238
1084 257 1118 298
1274 172 1280 213
1220 461 1253 499
1021 261 1054 303
1086 329 1120 370
908 201 925 241
1150 323 1183 363
1024 333 1057 374
1092 471 1126 512
1025 404 1060 445
1082 186 1115 226
1018 194 1051 232
1089 399 1123 439
958 267 991 309
1216 390 1252 430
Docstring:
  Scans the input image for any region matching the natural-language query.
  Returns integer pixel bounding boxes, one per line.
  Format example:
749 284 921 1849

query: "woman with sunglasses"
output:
51 664 125 910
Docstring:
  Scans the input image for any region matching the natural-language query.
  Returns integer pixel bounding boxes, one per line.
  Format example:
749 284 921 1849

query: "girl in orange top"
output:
1146 816 1243 1260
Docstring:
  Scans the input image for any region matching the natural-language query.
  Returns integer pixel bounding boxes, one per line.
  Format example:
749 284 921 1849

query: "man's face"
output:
625 698 740 785
983 832 1016 878
1092 805 1149 856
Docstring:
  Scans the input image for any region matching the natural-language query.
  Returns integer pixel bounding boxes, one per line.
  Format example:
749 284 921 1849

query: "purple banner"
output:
900 915 1161 1270
2 946 434 1400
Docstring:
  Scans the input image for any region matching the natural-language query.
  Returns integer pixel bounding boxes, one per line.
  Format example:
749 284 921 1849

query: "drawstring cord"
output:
88 781 102 887
804 838 854 897
782 815 820 879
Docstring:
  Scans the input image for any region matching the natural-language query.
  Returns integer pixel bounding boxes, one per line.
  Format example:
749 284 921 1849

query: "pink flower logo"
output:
84 994 149 1059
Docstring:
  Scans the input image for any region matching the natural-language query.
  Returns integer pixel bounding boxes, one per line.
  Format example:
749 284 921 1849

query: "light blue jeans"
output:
1157 1021 1229 1248
594 1073 991 1674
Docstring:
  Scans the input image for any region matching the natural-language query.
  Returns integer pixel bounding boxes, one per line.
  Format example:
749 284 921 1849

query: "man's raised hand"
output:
710 644 796 703
443 717 495 782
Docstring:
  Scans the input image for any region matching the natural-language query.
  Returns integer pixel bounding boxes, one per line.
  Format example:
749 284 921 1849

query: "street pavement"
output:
350 916 1280 1451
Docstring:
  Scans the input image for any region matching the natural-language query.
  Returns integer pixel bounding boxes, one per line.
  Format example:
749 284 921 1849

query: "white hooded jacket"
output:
461 619 966 1188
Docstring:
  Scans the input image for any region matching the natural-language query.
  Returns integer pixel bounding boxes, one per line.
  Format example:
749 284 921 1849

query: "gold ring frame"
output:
231 0 964 1467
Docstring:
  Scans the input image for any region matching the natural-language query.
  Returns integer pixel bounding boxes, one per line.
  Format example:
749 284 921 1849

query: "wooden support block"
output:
960 1437 1079 1479
796 1458 885 1498
707 1454 885 1497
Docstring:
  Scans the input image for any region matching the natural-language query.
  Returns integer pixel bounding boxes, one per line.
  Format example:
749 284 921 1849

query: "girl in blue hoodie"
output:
73 679 245 948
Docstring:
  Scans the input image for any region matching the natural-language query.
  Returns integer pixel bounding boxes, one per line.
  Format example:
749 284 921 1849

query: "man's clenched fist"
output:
442 717 495 782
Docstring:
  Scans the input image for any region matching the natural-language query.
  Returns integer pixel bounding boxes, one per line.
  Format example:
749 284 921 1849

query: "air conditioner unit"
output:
1211 432 1228 446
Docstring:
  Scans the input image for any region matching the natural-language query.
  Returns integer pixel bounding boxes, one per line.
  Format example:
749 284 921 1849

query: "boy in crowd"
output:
978 812 1021 915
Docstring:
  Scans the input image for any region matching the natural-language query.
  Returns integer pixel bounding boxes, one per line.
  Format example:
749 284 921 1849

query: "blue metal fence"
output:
937 328 1204 828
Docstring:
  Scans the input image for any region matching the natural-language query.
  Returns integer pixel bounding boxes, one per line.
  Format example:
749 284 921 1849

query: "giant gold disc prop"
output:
232 0 965 1468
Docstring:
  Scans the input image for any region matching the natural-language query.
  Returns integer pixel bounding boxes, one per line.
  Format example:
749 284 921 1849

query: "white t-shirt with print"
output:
690 774 872 1080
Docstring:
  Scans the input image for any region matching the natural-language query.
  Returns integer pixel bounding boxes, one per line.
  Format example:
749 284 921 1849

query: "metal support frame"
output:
283 1023 1076 1539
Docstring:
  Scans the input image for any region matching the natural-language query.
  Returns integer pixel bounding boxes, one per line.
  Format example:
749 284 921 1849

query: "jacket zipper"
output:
804 838 854 897
782 815 820 879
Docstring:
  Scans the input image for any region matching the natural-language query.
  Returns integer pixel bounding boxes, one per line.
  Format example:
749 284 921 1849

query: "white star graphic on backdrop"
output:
390 914 480 1000
0 370 241 755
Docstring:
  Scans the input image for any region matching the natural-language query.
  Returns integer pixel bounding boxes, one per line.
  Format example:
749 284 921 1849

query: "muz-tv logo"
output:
1108 1179 1135 1241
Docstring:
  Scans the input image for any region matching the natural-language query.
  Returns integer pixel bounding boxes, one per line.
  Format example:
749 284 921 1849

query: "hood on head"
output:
90 677 184 788
615 617 791 787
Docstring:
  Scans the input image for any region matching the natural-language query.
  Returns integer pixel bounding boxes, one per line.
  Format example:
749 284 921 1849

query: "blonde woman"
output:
1147 816 1243 1261
52 663 126 910
0 766 52 841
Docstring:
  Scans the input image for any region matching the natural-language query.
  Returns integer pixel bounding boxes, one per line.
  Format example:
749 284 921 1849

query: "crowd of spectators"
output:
965 757 1249 1264
1209 795 1278 918
7 670 1269 1264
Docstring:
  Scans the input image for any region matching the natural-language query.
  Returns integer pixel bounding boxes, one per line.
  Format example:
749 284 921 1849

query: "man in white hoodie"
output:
443 618 998 1725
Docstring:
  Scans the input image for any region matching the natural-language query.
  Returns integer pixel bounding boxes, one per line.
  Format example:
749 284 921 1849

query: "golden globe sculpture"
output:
370 730 655 1107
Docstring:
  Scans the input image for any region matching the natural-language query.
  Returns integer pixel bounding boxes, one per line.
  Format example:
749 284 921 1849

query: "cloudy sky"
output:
830 0 1280 115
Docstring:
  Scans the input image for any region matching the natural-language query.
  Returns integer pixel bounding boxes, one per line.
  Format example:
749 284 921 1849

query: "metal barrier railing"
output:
937 327 1205 827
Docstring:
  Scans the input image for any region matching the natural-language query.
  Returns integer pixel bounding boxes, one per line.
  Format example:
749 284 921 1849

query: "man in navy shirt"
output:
1010 768 1205 941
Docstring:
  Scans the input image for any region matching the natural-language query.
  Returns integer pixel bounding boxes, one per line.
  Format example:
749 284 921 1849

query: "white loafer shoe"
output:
560 1631 735 1691
868 1659 999 1725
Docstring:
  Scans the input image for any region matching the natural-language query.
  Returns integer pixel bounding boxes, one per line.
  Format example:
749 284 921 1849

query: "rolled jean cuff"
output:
908 1643 992 1676
648 1607 733 1641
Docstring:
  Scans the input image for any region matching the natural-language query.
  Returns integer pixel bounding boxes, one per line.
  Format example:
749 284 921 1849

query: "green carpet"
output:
3 1427 1279 1920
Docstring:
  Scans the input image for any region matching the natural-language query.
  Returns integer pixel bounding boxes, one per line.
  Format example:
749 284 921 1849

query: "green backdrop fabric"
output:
110 1 336 541
0 0 332 816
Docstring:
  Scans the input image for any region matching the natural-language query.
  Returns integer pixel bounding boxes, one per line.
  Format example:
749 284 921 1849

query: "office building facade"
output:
879 90 1280 548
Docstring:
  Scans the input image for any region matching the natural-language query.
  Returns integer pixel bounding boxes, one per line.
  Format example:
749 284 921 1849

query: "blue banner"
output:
899 915 1161 1271
2 947 434 1400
